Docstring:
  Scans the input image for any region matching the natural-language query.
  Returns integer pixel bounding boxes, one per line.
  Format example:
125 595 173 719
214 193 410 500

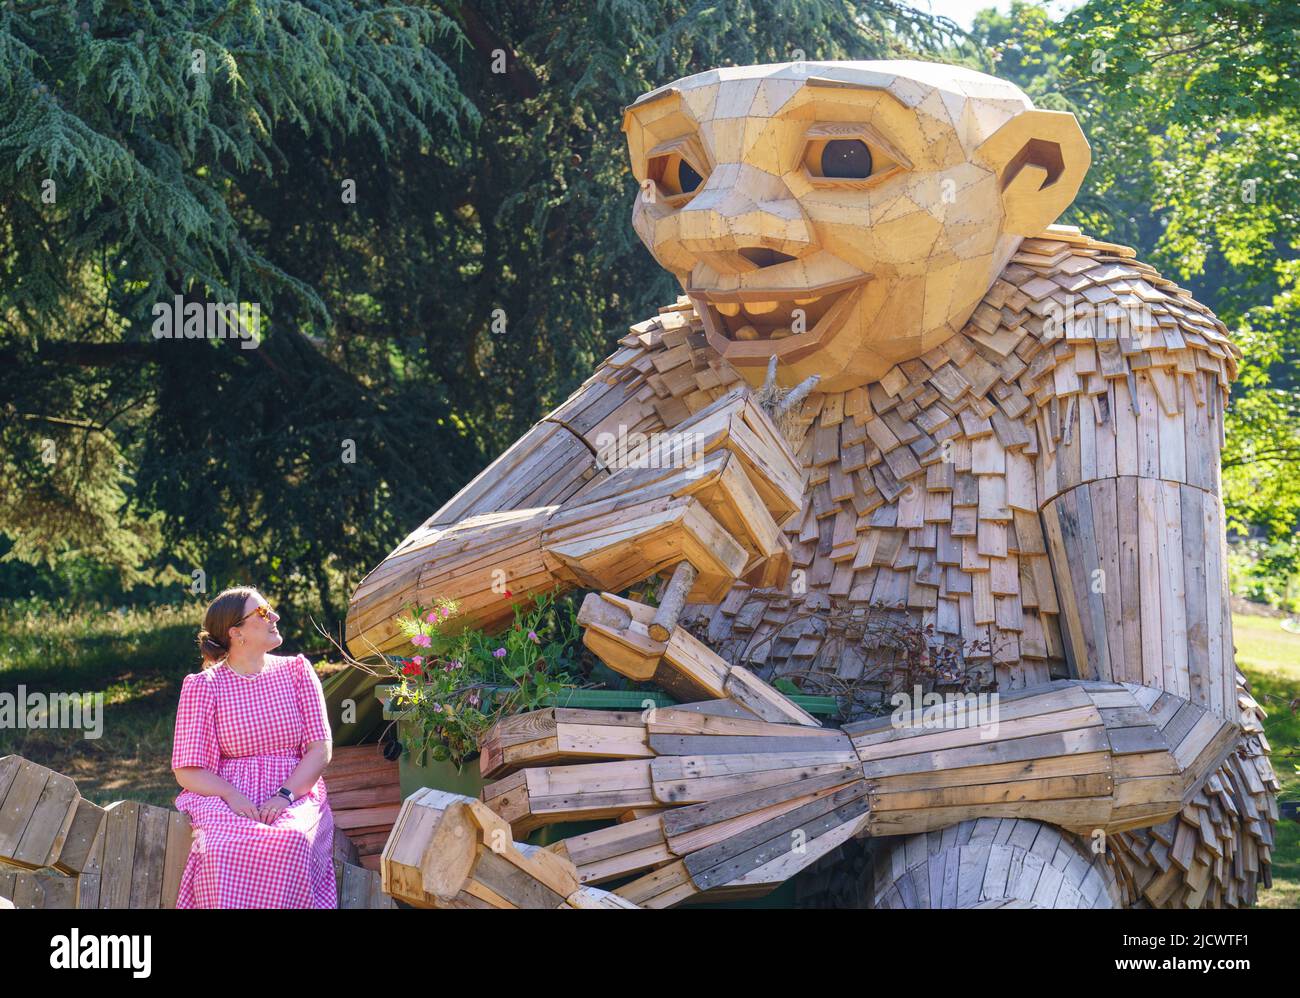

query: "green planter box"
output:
377 684 838 719
397 749 485 802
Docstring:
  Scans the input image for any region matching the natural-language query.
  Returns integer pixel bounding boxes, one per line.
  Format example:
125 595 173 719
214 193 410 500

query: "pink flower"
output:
411 656 423 666
467 692 481 708
527 630 539 643
493 647 507 658
443 659 462 672
426 611 438 623
411 633 431 648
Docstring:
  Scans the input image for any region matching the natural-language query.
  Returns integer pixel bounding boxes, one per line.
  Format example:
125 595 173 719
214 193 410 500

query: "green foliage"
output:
1228 539 1300 615
970 1 1300 558
1 0 473 333
0 420 173 586
386 591 583 767
1051 1 1300 546
1 0 483 629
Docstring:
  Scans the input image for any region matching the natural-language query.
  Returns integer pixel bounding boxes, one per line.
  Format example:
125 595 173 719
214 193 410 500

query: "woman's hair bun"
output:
197 628 229 665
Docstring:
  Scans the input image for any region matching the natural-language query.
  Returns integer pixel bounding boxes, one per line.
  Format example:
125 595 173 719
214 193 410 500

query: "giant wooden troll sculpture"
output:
348 61 1279 909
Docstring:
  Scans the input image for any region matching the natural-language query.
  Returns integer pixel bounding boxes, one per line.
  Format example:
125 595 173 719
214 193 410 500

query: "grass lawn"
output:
1 602 1297 907
1230 612 1300 909
0 603 198 807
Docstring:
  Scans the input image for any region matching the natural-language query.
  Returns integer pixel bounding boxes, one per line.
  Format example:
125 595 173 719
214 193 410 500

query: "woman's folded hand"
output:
222 790 261 822
257 796 290 824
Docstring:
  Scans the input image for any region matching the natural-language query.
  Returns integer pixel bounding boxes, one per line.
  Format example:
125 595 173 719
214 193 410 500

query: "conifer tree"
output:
0 1 969 625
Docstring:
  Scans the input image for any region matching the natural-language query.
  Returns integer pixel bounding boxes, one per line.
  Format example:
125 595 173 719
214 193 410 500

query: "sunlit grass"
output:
0 600 198 687
0 601 205 805
1232 612 1300 908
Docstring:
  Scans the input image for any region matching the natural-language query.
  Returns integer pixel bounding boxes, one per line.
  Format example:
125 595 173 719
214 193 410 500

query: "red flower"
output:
503 590 514 598
401 660 422 676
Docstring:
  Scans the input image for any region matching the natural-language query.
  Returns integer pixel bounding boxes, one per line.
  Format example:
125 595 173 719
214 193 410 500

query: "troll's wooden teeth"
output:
769 326 793 339
744 300 779 315
715 301 741 317
793 296 820 305
732 324 759 340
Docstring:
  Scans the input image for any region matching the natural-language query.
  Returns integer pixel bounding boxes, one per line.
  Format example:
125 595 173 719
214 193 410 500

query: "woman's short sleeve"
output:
296 654 332 750
172 671 219 771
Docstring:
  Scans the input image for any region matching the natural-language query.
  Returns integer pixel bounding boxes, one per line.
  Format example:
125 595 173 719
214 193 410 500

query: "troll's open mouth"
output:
690 279 864 344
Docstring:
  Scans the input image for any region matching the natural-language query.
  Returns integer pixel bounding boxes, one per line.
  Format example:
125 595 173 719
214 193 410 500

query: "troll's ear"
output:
975 108 1090 236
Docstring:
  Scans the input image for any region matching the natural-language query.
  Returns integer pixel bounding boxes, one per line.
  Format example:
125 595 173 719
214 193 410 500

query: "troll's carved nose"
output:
675 197 815 274
667 164 815 272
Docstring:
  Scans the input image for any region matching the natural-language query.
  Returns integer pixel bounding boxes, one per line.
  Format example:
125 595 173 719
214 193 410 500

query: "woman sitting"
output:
170 586 336 908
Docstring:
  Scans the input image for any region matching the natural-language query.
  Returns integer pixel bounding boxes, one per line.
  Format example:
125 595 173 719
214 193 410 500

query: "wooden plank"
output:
12 768 78 869
858 727 1109 778
662 767 861 839
97 801 138 909
1136 477 1164 688
128 804 169 909
0 758 49 863
870 751 1112 793
1158 480 1189 699
685 784 870 890
1106 726 1169 756
854 705 1101 761
647 733 850 756
54 797 106 874
654 761 859 805
870 773 1113 811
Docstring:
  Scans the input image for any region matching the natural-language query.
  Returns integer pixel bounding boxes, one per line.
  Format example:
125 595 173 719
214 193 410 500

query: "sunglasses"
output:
234 604 276 626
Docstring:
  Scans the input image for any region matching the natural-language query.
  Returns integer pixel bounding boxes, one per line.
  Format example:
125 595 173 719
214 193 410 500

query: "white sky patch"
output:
916 0 1085 32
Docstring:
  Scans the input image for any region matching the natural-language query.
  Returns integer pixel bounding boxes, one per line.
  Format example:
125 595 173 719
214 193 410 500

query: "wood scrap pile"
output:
430 663 1245 907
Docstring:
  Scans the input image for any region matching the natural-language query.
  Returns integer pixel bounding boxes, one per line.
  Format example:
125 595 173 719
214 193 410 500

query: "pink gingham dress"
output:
171 652 337 908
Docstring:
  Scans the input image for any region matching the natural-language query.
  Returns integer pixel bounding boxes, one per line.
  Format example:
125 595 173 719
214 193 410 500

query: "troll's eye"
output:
644 135 710 205
648 150 708 201
801 127 908 187
676 158 703 193
821 139 872 179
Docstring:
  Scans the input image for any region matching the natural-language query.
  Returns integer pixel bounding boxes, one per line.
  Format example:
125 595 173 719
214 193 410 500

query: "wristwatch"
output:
275 786 295 803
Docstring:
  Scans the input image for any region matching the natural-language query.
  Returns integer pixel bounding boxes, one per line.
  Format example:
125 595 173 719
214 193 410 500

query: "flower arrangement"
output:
385 590 581 767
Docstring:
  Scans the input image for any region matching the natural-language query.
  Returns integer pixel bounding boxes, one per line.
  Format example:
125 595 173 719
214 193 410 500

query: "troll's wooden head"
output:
623 60 1090 393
